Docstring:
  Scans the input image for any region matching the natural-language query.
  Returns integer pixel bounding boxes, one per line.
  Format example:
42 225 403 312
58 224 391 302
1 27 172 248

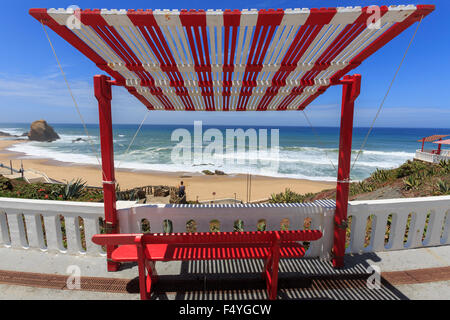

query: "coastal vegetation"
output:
268 159 450 248
269 159 450 203
0 176 188 205
0 176 102 202
1 159 449 203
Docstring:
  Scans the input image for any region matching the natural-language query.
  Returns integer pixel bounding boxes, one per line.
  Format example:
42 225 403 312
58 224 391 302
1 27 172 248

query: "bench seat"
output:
92 230 322 300
112 242 306 262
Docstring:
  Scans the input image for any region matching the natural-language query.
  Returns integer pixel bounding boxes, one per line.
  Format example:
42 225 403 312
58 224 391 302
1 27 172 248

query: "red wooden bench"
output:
92 230 322 300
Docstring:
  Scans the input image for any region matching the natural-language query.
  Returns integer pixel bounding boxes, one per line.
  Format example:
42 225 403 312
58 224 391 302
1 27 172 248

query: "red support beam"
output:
333 74 361 268
94 74 119 272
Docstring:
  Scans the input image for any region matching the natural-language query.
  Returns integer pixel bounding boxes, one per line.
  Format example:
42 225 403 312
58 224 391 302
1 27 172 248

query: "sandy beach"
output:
0 139 335 202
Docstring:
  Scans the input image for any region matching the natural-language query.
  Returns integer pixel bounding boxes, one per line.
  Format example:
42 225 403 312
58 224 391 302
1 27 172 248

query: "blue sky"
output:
0 0 448 127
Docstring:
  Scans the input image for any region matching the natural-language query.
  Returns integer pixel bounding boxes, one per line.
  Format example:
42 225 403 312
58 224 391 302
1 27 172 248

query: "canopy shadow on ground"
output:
123 253 408 300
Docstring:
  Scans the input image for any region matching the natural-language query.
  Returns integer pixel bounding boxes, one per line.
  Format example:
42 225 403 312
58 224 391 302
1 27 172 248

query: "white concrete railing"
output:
415 149 450 163
0 197 106 256
346 196 450 254
1 196 449 259
117 201 336 259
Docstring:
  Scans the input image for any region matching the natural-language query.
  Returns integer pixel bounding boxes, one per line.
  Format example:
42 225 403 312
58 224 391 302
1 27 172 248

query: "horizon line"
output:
1 122 450 130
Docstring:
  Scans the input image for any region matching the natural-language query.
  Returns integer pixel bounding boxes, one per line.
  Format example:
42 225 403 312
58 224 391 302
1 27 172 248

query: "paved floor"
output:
0 245 449 300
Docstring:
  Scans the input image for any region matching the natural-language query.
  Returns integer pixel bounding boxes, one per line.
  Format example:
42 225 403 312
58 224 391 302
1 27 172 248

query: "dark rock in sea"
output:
28 120 60 142
72 138 87 143
202 170 214 175
214 170 226 175
21 132 28 137
0 131 14 137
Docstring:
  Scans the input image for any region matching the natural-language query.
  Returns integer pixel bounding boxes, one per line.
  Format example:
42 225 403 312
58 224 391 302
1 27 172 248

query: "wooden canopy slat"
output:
30 5 434 111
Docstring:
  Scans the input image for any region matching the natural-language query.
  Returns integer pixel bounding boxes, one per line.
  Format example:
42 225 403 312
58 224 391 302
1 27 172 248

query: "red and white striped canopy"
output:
433 139 450 145
30 5 433 111
418 134 449 142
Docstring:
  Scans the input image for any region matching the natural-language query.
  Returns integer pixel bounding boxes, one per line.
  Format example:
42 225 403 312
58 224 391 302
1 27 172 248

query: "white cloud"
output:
0 72 92 108
0 71 141 110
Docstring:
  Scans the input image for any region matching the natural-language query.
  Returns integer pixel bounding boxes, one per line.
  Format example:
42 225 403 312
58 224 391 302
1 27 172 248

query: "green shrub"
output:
395 161 414 178
403 175 421 190
370 168 391 184
436 179 450 195
63 178 87 200
350 181 375 195
0 175 13 191
439 160 450 174
269 188 312 203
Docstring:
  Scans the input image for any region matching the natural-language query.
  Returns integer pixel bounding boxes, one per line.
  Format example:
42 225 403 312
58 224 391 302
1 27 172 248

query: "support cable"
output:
116 110 150 170
41 22 106 181
301 110 337 171
351 16 423 171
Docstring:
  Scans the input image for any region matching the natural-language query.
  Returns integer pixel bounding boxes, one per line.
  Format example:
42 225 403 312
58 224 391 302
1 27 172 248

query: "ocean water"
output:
1 123 448 182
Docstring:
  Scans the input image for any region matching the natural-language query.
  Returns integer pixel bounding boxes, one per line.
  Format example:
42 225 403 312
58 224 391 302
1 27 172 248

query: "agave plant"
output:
371 168 390 184
63 178 86 200
350 181 375 195
438 159 449 168
403 175 421 190
436 179 450 195
438 160 450 174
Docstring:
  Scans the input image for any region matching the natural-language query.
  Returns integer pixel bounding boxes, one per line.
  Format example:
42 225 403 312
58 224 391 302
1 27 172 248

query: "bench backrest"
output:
92 230 322 246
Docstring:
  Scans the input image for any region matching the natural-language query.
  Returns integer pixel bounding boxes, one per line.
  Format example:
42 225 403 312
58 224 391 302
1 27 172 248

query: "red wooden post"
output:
332 74 361 268
421 138 425 152
94 74 120 272
437 139 442 155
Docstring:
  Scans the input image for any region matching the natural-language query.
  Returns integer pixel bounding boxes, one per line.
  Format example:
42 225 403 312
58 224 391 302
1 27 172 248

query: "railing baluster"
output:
307 206 324 257
265 215 279 231
24 214 45 250
386 210 410 250
172 217 185 233
196 219 210 233
64 215 82 254
220 219 234 232
320 207 335 260
350 213 368 253
117 208 131 233
423 209 446 246
406 211 428 248
83 216 103 255
370 213 389 252
43 214 64 252
7 211 28 248
442 210 450 245
290 206 305 231
0 211 10 246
